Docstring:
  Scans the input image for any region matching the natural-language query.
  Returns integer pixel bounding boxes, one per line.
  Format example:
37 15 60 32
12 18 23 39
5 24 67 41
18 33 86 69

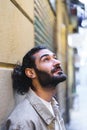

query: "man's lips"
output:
51 66 63 74
54 70 63 75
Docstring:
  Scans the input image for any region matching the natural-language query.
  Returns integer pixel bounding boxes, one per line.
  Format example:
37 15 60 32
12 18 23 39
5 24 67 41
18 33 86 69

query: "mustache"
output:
51 65 62 74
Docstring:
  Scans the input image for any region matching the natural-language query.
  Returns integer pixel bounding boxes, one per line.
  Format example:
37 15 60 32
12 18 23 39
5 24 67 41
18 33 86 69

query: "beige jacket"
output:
6 89 66 130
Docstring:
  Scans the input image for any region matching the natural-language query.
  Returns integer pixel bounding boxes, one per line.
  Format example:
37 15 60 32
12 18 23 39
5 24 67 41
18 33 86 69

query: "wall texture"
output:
0 0 34 129
0 0 34 63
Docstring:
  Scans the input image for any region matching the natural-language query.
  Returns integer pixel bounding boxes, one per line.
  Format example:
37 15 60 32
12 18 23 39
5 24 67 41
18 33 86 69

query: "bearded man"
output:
6 45 67 130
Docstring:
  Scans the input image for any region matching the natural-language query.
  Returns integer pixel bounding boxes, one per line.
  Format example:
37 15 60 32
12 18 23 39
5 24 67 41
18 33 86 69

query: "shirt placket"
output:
51 100 66 130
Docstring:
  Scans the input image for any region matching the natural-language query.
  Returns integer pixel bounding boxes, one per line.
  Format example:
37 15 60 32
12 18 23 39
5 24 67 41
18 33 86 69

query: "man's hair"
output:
12 45 47 95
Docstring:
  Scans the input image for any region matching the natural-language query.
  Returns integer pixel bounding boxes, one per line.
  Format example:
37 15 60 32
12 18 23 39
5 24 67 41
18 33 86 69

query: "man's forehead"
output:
34 49 54 58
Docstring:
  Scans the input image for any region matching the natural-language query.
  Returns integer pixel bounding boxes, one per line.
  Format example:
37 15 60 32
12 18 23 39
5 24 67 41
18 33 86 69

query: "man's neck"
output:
33 86 57 102
32 79 57 102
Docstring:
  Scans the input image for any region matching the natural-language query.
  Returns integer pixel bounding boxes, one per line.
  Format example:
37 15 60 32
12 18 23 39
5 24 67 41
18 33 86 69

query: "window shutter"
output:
34 0 56 51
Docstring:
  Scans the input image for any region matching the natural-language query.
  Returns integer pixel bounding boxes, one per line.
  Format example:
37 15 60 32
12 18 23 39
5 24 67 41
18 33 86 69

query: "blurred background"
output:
0 0 87 129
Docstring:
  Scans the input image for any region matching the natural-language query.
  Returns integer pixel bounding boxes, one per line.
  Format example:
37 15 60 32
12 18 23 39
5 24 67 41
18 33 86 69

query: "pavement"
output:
66 84 87 130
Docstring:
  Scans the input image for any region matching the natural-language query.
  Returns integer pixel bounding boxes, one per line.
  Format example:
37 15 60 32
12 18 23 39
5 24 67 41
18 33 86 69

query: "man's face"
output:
33 49 67 88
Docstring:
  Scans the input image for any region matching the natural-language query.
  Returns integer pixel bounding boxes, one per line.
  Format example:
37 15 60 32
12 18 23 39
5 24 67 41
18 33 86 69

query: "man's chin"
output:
58 73 67 83
53 73 67 85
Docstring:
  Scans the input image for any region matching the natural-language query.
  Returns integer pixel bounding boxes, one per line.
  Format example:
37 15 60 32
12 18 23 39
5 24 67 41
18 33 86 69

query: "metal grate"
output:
34 0 56 51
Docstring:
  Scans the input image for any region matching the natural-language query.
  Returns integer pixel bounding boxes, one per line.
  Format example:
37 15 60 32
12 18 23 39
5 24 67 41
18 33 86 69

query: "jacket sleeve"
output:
6 119 35 130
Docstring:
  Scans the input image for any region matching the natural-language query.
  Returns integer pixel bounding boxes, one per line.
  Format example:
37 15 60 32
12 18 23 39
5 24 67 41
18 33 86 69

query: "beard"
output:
34 67 67 89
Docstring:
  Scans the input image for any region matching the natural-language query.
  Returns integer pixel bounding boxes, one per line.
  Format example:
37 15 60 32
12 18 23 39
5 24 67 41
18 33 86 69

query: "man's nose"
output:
53 58 61 66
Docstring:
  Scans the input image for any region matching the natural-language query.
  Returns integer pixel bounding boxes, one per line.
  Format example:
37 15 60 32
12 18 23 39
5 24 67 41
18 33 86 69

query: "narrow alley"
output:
67 84 87 130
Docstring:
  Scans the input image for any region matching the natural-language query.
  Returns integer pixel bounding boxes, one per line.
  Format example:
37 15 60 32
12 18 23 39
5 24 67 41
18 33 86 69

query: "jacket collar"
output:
26 88 58 125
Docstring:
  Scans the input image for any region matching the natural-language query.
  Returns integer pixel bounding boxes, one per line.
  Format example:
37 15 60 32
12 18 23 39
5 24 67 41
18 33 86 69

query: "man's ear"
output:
25 68 36 78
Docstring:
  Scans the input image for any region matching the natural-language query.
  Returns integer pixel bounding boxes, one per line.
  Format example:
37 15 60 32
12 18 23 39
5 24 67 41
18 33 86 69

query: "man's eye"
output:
43 58 49 61
54 56 57 59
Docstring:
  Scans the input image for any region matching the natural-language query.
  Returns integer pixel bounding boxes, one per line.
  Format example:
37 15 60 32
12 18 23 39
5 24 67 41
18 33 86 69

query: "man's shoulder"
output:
8 98 34 121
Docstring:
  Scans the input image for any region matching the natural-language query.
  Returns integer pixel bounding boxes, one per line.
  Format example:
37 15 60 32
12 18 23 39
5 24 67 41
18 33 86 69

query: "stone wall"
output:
0 0 34 129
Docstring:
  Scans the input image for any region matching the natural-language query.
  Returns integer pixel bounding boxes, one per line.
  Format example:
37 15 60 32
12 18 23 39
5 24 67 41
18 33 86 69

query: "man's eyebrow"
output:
39 53 56 61
40 54 49 61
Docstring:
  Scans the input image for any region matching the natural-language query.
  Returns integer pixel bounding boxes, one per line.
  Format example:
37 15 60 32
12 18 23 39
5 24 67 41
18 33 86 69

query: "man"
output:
6 45 67 130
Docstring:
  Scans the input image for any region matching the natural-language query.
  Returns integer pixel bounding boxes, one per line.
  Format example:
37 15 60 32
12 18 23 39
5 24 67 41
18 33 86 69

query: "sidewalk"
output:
66 84 87 130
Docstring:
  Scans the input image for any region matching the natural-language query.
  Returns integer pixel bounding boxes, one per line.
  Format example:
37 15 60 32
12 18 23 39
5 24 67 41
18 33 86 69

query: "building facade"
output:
0 0 76 129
